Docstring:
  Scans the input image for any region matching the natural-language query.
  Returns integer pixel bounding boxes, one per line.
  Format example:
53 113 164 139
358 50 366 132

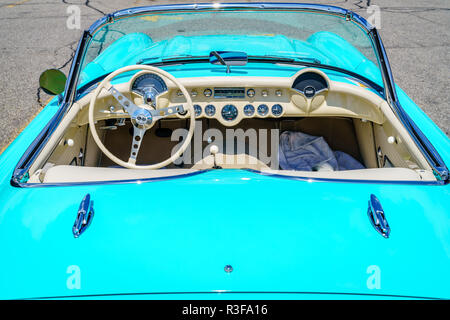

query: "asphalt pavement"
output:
0 0 448 153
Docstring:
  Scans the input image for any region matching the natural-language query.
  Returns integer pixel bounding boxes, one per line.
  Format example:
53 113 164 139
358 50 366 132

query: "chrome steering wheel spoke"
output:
129 126 146 164
150 105 185 121
108 84 139 115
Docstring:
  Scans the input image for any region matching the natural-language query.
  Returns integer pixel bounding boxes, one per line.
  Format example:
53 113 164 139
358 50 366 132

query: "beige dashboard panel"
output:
73 69 385 127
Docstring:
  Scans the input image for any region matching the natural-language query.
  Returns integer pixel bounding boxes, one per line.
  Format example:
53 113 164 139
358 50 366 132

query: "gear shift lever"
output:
210 145 221 169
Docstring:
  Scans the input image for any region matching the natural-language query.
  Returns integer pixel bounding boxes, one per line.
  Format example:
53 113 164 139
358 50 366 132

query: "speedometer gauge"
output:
221 105 238 121
131 73 167 96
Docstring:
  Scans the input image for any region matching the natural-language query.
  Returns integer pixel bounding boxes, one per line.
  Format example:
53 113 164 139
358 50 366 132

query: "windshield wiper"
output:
137 55 208 65
248 55 321 64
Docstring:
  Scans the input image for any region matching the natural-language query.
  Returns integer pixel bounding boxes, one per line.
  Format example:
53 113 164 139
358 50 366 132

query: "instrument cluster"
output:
129 70 330 126
173 87 286 125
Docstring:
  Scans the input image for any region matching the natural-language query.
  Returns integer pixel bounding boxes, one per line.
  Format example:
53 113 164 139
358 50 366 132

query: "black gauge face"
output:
131 73 167 96
257 104 269 116
194 104 202 117
221 104 238 121
243 104 255 116
271 104 283 117
292 72 328 98
205 104 216 117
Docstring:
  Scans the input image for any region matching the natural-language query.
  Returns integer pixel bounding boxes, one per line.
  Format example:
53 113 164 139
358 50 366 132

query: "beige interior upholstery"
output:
100 117 362 168
42 165 430 183
192 153 271 170
43 166 199 183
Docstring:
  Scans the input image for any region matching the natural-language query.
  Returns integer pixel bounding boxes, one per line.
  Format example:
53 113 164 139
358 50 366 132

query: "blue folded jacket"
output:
279 131 365 171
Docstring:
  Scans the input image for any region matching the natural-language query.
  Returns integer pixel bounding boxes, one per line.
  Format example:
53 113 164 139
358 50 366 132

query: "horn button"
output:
131 109 153 128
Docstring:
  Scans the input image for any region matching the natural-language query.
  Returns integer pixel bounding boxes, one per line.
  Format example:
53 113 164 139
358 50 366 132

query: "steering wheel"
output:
88 65 195 169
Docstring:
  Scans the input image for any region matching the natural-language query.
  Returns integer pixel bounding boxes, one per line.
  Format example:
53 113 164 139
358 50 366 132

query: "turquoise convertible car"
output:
0 3 449 300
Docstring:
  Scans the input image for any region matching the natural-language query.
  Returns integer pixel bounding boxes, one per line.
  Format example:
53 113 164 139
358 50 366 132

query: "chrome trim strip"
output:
14 169 212 188
87 3 373 35
88 2 373 34
245 169 446 186
19 291 444 300
13 168 447 188
370 28 448 180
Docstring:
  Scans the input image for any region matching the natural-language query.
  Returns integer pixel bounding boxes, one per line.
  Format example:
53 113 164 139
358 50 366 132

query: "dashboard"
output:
83 68 385 127
126 70 332 126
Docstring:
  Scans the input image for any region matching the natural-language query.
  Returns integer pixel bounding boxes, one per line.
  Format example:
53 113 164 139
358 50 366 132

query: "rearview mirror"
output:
209 51 248 73
39 69 67 95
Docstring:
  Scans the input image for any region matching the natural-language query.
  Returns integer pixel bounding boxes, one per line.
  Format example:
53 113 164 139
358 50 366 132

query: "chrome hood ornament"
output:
73 194 95 238
368 194 390 238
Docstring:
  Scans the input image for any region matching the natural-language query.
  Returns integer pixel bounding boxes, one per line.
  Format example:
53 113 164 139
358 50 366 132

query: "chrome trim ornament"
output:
73 194 94 238
224 265 233 273
367 194 390 238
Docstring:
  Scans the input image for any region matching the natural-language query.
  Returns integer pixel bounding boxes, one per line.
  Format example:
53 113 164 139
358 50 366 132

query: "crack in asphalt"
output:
377 6 450 13
55 40 77 70
35 0 106 108
353 1 372 9
61 0 106 15
37 40 77 107
85 0 106 15
36 87 44 108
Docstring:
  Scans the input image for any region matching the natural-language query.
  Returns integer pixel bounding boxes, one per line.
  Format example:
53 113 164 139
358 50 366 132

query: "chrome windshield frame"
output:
10 2 448 186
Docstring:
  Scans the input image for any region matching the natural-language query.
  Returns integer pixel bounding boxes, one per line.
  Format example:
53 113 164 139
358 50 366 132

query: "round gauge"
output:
271 104 283 117
247 88 255 98
257 104 269 116
194 104 202 117
204 88 212 97
131 73 167 96
221 104 238 121
243 104 255 116
205 104 216 117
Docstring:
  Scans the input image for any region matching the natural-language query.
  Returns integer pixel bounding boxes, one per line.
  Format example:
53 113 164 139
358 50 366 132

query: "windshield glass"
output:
79 8 382 88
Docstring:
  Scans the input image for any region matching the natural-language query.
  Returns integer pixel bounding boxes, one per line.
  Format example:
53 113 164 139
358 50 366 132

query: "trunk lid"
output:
1 170 449 299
